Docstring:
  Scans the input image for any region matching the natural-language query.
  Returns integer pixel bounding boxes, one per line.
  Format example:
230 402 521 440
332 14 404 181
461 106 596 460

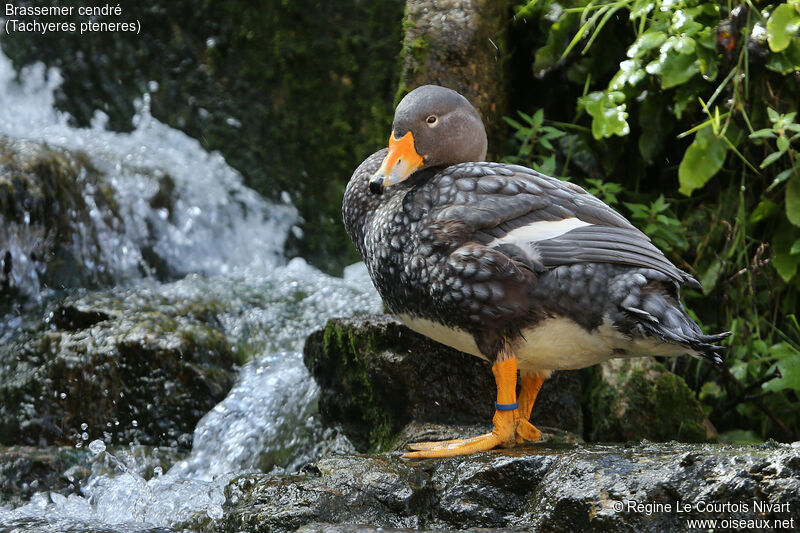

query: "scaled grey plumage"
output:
343 85 729 370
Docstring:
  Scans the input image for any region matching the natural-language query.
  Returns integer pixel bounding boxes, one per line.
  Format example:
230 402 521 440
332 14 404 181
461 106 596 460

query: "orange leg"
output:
402 356 520 459
515 373 545 444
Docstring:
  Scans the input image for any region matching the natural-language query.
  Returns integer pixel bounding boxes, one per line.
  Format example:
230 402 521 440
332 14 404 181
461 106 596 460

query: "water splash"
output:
1 261 378 531
139 259 374 483
0 50 297 300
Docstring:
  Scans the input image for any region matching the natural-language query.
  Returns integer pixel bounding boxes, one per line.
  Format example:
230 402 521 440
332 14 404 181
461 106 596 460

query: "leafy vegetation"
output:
507 0 800 442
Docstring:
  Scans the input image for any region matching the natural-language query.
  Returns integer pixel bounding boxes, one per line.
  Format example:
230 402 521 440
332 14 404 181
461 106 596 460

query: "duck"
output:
342 85 729 459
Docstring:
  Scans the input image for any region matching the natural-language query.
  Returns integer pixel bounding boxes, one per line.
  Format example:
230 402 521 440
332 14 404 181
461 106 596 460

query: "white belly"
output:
398 313 487 360
515 318 623 373
398 313 694 375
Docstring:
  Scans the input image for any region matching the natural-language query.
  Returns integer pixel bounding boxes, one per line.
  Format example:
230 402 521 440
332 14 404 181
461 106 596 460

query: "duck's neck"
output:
343 150 391 258
343 150 441 257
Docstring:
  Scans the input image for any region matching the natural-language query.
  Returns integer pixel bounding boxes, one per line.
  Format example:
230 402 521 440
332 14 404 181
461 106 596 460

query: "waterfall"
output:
0 48 381 532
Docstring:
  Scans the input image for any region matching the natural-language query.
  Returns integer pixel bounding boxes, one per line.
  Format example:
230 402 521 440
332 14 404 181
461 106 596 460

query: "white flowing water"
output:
0 49 296 299
0 47 382 532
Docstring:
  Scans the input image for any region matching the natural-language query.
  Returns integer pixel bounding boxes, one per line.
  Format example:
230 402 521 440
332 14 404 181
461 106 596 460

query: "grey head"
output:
369 85 488 194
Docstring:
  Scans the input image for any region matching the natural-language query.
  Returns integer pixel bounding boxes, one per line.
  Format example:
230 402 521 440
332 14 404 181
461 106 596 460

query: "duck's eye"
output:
426 115 438 126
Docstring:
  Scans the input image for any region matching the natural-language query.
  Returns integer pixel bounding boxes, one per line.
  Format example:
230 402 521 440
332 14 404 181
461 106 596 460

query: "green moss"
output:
323 321 399 452
648 372 709 442
0 292 238 447
587 359 711 443
408 35 430 69
0 139 124 290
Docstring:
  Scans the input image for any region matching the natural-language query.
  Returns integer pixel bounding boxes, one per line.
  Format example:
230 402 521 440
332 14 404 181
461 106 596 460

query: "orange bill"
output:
369 131 425 194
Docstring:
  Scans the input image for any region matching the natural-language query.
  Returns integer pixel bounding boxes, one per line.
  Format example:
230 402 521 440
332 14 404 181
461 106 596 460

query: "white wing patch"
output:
488 217 591 247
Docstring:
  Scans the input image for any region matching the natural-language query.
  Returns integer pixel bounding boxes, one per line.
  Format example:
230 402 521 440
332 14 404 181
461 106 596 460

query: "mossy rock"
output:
0 291 237 448
303 314 487 452
587 357 716 443
0 138 123 298
302 315 585 453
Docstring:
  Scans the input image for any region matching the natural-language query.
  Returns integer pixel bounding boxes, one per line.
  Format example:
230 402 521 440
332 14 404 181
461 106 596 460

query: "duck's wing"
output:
428 162 697 287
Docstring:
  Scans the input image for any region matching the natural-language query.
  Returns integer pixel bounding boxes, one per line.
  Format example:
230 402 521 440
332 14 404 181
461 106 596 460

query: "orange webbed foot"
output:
515 419 542 444
401 432 503 459
401 357 546 459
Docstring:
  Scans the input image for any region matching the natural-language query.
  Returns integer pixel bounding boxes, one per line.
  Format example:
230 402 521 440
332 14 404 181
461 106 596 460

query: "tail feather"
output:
636 320 730 366
624 291 730 367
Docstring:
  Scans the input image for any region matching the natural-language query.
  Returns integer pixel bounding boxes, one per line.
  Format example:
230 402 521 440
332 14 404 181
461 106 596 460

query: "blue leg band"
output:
495 401 518 411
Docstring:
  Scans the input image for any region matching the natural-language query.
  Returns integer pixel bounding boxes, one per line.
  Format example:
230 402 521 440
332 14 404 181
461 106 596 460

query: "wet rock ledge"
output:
181 314 796 532
0 290 237 449
194 442 800 532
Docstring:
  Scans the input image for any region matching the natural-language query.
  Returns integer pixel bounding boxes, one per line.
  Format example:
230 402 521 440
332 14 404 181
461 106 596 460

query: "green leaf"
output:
504 117 523 130
695 34 719 80
763 352 800 392
766 38 800 73
624 202 650 218
541 126 566 138
767 3 800 53
767 50 797 74
584 179 623 206
652 194 670 212
774 227 800 281
627 31 667 58
783 35 800 64
696 26 718 50
760 151 784 169
771 342 800 360
674 35 697 55
748 199 779 225
778 135 791 153
532 109 544 128
774 251 800 281
670 9 702 35
787 176 800 226
578 91 630 140
700 257 722 294
749 129 777 139
609 59 646 90
654 51 701 89
792 237 800 255
768 107 781 123
535 154 557 176
629 0 655 20
678 127 728 196
685 3 719 21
